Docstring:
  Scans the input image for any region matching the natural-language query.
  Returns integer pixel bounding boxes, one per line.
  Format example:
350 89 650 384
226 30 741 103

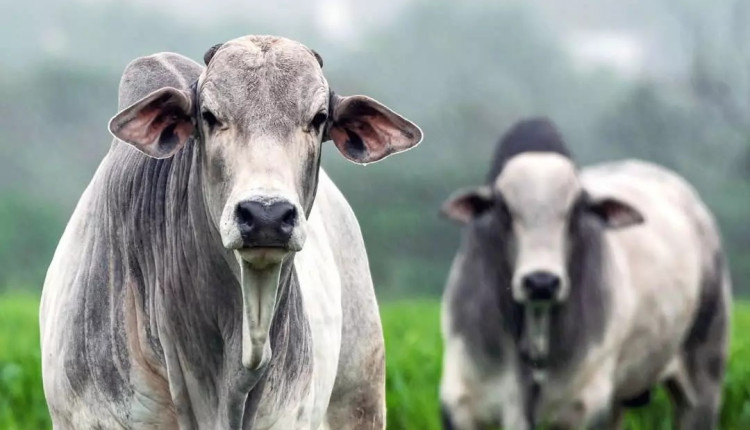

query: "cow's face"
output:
442 153 643 306
109 36 422 268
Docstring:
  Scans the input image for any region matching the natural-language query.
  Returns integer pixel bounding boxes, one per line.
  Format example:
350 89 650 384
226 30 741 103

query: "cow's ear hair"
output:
326 94 422 164
109 87 195 159
441 186 493 224
587 197 644 229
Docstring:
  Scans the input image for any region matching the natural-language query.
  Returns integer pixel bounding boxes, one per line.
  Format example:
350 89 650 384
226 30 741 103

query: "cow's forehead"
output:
198 36 327 127
203 35 325 93
495 153 580 216
215 35 321 71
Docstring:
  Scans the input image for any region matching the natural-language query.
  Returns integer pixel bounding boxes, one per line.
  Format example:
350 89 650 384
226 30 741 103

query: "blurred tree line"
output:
0 0 747 297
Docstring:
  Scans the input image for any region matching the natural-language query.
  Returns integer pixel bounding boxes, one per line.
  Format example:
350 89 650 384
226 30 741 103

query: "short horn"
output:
204 43 224 66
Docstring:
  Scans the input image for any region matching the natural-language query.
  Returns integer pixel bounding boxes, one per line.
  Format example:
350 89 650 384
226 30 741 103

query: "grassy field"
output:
2 295 750 429
0 295 48 429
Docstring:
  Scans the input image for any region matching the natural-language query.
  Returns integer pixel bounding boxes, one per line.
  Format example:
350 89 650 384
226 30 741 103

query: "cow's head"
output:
442 118 643 306
109 35 422 370
441 118 642 371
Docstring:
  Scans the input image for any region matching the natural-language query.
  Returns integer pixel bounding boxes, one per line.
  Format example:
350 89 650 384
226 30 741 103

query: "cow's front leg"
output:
323 318 385 430
439 363 504 430
440 338 532 430
440 376 487 430
323 376 385 430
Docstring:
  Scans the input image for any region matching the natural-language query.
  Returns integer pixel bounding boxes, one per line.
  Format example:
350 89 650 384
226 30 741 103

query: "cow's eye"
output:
202 110 221 130
310 111 328 133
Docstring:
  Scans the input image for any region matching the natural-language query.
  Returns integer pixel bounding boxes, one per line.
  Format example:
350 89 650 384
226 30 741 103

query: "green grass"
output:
0 295 48 430
383 300 445 429
2 295 750 429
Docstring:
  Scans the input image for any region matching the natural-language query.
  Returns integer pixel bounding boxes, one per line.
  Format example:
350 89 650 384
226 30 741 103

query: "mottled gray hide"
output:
439 118 731 430
40 35 422 430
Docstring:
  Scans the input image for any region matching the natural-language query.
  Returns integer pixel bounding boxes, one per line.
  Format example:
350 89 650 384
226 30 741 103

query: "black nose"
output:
522 271 561 302
235 200 297 248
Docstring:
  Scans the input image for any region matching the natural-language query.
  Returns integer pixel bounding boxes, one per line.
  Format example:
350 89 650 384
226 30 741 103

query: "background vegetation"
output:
0 0 748 296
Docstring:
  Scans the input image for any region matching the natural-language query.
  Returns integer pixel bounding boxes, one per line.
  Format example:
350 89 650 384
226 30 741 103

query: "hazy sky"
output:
124 0 412 43
2 0 702 82
66 0 684 78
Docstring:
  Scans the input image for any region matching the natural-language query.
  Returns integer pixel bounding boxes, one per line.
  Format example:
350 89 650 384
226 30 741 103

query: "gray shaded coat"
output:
439 118 730 430
41 36 422 430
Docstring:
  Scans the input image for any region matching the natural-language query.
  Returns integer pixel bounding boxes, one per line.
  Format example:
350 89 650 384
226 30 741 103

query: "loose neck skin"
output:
236 255 282 371
103 138 304 424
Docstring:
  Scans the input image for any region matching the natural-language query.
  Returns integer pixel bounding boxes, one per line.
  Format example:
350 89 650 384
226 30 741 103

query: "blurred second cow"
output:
439 118 731 430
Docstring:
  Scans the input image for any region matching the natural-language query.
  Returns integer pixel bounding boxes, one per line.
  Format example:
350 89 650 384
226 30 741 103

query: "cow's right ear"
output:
109 87 195 159
440 186 493 223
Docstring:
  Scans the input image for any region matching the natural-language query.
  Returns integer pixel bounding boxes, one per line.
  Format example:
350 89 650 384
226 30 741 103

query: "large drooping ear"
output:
326 94 422 164
109 87 195 159
587 196 644 229
440 186 493 223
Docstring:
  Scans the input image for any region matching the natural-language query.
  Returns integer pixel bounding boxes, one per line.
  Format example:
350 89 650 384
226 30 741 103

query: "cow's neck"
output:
107 140 311 427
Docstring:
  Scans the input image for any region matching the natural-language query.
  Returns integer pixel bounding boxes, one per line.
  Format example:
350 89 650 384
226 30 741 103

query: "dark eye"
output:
310 111 328 133
202 110 221 130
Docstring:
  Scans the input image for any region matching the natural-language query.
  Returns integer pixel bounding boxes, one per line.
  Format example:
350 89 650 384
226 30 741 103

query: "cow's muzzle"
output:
521 271 561 303
222 195 306 266
236 200 297 248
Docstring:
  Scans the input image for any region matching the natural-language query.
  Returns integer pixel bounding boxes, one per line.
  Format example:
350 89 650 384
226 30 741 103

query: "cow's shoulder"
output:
313 169 360 240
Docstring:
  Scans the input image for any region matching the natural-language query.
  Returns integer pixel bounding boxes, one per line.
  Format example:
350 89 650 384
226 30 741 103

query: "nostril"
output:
280 206 297 227
236 202 257 227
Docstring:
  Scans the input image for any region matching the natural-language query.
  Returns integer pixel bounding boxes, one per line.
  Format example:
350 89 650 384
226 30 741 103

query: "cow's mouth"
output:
236 246 289 269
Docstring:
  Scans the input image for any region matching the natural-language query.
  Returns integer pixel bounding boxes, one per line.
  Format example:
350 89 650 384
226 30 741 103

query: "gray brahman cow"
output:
439 118 730 430
40 35 422 429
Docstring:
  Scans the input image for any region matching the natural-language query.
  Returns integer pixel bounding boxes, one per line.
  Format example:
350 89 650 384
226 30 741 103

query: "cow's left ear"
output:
326 94 422 164
587 197 644 229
